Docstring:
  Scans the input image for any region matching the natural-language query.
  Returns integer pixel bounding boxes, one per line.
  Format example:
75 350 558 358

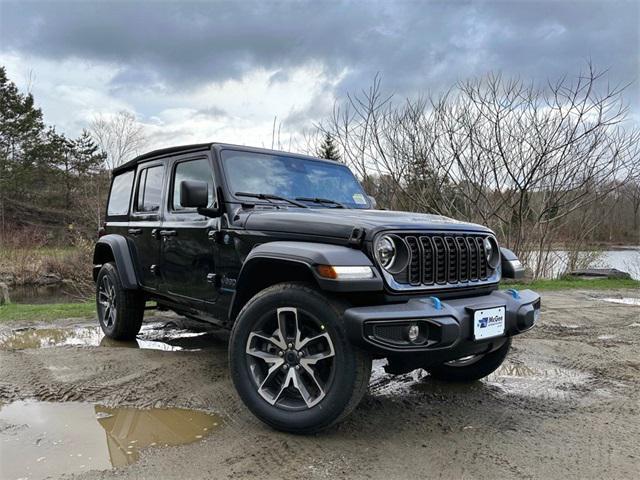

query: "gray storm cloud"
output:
0 0 637 142
1 0 637 95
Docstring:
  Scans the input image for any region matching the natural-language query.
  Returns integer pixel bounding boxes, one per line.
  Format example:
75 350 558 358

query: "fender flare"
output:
229 241 383 321
93 234 139 289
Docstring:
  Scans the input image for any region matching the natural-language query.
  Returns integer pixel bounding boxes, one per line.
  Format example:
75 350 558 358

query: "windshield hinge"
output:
348 228 365 248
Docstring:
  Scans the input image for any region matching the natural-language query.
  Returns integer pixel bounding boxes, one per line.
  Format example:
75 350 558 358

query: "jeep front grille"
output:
391 233 495 288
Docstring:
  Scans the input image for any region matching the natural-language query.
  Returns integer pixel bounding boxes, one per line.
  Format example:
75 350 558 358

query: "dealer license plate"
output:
473 306 506 340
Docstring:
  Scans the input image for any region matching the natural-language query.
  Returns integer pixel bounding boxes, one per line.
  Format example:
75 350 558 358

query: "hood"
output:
240 208 491 240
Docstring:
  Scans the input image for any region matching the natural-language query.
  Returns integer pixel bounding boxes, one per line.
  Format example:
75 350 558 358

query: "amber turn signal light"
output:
316 265 374 280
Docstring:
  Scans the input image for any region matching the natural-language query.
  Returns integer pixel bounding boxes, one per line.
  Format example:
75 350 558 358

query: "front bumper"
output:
343 289 540 363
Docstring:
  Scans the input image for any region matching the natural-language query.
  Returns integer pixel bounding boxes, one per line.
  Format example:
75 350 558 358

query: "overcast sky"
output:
1 0 638 150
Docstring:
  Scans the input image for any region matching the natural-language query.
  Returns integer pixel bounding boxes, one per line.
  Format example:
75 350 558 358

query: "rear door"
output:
160 154 219 305
128 161 166 291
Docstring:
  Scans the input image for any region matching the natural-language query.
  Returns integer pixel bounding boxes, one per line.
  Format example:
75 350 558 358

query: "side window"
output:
172 158 215 211
135 165 164 213
107 170 134 216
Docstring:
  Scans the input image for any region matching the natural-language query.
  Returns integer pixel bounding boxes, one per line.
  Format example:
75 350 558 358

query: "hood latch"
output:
348 227 365 248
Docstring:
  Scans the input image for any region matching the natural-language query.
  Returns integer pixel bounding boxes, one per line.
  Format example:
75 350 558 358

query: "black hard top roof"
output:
112 142 339 174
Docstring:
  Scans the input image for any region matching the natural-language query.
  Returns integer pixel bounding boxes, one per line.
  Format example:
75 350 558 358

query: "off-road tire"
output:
229 282 371 434
427 338 511 382
96 262 144 340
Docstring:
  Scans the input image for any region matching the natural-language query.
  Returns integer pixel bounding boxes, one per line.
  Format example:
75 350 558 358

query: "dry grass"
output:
0 227 94 298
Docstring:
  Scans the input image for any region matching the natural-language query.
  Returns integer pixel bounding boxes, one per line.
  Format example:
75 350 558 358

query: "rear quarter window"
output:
107 170 135 216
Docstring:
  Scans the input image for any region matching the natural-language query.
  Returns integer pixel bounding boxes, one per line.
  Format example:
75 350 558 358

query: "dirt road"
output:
1 289 639 479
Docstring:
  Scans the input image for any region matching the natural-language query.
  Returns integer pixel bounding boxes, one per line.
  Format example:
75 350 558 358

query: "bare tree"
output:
321 65 640 278
90 111 147 170
621 180 640 242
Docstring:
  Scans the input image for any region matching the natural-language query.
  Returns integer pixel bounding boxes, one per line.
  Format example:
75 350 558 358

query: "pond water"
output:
532 247 640 280
8 284 80 304
0 400 223 480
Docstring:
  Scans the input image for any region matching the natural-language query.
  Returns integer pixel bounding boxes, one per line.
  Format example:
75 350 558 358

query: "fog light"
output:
407 324 420 342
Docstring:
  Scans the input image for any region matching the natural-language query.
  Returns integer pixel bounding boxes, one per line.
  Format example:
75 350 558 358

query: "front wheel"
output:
427 338 511 382
229 283 371 434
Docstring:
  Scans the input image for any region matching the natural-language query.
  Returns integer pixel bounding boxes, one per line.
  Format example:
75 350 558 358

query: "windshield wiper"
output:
235 192 308 208
295 197 346 208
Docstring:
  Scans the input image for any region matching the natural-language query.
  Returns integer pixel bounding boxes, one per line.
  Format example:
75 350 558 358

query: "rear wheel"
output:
96 262 144 340
229 283 371 434
427 338 511 382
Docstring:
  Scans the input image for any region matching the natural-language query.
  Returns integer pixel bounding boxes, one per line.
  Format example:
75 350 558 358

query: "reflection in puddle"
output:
600 297 640 306
485 362 590 399
0 401 223 480
369 359 426 396
0 323 223 351
370 359 590 401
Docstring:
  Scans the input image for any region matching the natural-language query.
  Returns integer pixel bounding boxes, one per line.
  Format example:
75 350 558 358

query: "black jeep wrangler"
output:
94 143 540 433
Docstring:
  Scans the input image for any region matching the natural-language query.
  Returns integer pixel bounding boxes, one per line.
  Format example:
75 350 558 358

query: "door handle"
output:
159 230 177 237
128 228 142 235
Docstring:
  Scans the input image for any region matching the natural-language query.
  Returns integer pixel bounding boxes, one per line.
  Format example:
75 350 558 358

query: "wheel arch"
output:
93 234 139 289
228 241 383 323
228 257 317 322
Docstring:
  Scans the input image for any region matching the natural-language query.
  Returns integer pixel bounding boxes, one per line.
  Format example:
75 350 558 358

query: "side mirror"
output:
367 195 377 209
500 247 525 279
180 180 209 208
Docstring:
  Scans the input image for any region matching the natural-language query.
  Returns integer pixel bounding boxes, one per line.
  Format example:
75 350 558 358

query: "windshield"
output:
221 150 370 209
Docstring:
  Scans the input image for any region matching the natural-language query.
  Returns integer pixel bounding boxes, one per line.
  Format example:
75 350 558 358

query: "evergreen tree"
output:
0 67 108 237
0 66 47 235
316 132 341 161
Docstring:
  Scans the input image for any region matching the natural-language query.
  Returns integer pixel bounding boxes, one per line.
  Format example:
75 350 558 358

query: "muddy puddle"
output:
0 322 225 351
370 359 591 401
600 297 640 306
484 362 591 399
0 400 223 480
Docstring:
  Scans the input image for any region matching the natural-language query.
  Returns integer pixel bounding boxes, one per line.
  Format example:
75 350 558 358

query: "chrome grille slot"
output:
445 236 458 283
432 236 447 284
466 237 479 280
405 236 421 285
457 237 468 281
420 236 434 285
476 237 488 278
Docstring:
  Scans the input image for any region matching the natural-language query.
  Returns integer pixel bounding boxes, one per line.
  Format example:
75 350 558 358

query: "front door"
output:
128 162 165 291
160 155 218 305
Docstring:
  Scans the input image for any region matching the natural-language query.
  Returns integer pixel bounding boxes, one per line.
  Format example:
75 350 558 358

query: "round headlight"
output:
375 235 396 269
483 236 500 269
374 234 410 274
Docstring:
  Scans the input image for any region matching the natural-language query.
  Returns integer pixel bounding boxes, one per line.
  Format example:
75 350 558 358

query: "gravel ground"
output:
0 288 639 480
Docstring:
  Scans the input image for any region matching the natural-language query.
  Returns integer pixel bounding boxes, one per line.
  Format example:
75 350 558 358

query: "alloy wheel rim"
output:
98 275 117 328
245 307 335 410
